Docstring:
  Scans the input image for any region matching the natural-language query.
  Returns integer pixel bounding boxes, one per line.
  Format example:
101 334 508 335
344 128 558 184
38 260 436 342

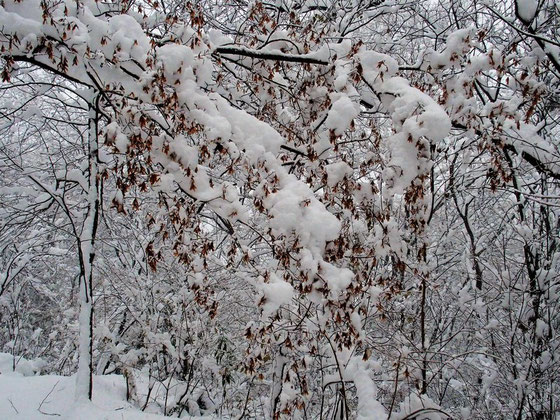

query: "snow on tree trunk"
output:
269 348 287 419
75 94 100 401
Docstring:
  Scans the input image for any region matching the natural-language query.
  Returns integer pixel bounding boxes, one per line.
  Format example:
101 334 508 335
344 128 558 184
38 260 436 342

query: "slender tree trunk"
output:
76 93 100 401
270 346 287 419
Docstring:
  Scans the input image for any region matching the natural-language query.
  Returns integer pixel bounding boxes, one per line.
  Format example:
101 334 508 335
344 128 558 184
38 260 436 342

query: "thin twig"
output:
37 380 61 417
8 398 19 414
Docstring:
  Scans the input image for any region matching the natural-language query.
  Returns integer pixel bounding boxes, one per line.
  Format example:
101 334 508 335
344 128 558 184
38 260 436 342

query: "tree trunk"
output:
75 93 100 401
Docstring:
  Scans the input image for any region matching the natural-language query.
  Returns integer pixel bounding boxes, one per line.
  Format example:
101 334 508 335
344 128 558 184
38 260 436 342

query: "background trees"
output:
0 0 559 418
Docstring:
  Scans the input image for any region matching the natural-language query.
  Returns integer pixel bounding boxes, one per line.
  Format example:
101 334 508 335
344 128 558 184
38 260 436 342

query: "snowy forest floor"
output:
0 353 212 420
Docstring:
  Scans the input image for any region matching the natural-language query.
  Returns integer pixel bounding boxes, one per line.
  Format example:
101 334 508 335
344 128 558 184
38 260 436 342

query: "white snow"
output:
393 393 445 420
318 261 354 296
516 0 538 23
324 93 360 135
263 173 341 254
0 353 198 419
260 272 295 316
346 358 386 420
325 161 353 187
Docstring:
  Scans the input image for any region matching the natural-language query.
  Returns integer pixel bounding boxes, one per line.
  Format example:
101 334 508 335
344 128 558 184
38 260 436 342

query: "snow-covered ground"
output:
0 353 203 419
